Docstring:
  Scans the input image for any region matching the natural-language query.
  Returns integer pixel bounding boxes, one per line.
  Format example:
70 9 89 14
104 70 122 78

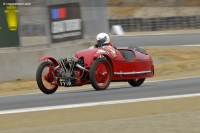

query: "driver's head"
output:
96 33 110 46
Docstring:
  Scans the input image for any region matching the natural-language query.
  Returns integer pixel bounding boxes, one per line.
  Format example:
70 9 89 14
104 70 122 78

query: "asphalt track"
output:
111 33 200 47
0 77 200 111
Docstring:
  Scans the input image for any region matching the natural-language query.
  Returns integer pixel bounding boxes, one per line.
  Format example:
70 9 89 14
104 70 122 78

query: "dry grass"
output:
108 7 140 18
146 46 200 77
0 80 38 95
108 0 200 18
0 46 200 96
1 96 200 132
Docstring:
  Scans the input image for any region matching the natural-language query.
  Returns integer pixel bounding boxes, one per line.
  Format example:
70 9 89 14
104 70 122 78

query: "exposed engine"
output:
55 57 87 87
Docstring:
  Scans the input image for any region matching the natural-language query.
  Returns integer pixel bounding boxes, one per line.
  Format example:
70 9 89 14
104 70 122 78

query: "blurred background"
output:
0 0 200 82
1 0 200 47
109 0 200 32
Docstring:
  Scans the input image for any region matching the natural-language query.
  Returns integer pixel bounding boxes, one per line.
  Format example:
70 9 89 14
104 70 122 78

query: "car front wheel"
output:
89 58 112 91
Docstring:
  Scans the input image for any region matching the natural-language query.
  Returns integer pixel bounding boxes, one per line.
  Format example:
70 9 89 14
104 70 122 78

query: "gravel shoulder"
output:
1 96 200 133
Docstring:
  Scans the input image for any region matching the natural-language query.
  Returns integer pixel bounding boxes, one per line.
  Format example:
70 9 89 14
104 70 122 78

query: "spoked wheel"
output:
90 58 112 91
128 78 145 87
36 61 58 94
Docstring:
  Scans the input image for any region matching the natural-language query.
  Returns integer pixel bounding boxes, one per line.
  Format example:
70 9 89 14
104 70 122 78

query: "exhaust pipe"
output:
76 64 89 72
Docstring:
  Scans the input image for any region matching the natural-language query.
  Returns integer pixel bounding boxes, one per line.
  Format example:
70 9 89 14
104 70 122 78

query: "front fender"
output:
39 56 59 66
93 53 114 72
94 51 107 58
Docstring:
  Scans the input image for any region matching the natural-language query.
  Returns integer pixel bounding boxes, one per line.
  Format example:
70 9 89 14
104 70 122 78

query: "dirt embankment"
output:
146 46 200 80
108 0 200 18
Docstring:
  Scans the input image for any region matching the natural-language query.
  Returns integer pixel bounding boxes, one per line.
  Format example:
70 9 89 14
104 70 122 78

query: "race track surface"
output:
0 77 200 111
111 33 200 47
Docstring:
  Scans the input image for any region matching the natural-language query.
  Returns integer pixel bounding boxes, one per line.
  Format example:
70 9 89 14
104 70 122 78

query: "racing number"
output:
106 46 117 58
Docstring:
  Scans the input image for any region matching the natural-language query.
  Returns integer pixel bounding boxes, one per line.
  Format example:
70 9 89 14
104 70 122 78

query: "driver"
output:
89 33 114 49
95 33 113 48
90 33 118 58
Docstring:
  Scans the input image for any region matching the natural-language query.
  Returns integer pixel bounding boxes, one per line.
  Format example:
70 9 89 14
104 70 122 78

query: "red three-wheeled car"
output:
36 45 154 94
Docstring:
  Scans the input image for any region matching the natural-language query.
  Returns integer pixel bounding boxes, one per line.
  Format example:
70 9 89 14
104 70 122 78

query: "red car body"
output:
36 46 154 94
76 46 154 80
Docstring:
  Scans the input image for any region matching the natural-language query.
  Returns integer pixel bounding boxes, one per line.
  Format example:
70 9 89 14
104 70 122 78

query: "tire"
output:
36 61 58 94
128 78 145 87
90 58 112 91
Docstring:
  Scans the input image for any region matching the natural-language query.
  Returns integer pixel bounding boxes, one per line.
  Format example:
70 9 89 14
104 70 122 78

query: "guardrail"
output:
109 15 200 32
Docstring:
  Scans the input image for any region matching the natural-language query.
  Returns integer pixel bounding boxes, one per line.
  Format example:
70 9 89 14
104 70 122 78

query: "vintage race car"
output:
36 45 154 94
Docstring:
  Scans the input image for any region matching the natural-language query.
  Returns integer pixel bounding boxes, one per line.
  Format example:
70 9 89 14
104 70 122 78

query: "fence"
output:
109 15 200 32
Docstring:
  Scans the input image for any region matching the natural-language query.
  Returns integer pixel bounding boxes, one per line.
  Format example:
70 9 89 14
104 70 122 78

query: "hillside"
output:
108 0 200 18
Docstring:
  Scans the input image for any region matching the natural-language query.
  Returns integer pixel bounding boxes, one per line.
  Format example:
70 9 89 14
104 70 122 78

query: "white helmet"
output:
96 33 110 44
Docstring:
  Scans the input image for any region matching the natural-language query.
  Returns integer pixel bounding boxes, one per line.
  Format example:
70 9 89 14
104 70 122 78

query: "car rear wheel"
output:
90 58 112 91
128 78 145 87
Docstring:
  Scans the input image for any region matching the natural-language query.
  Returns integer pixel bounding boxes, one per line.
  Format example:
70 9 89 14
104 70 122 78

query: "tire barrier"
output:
109 15 200 32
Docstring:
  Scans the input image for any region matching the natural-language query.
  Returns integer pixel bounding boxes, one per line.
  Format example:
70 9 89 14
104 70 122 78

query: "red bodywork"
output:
75 46 154 82
40 56 59 66
37 46 154 94
39 46 154 86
